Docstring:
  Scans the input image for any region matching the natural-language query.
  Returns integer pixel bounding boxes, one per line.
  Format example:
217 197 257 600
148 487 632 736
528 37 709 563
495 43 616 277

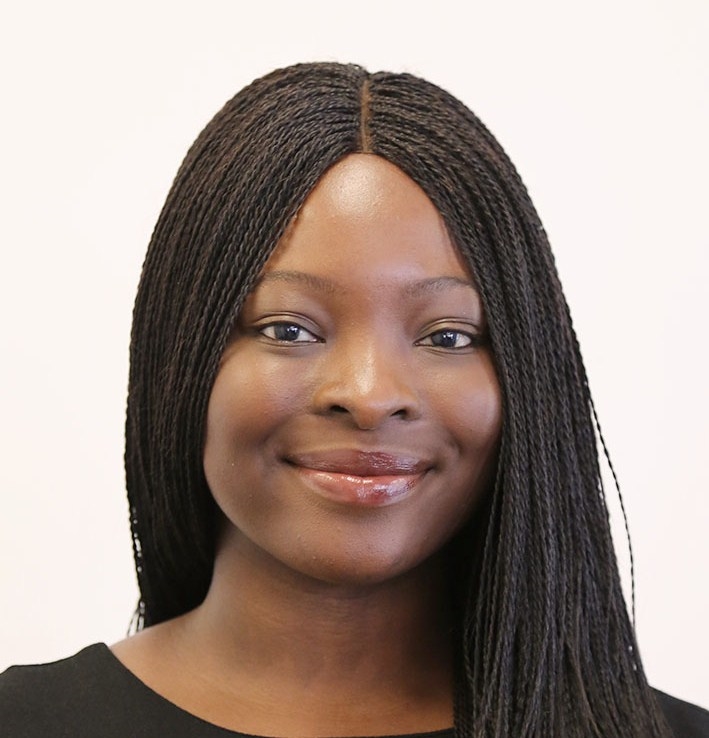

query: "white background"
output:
1 0 707 709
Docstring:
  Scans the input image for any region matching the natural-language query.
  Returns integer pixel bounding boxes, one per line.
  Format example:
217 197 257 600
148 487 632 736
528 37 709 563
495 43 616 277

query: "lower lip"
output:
293 467 425 507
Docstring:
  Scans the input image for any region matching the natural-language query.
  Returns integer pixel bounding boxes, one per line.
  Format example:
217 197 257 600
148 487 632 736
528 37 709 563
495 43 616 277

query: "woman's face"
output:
203 154 502 586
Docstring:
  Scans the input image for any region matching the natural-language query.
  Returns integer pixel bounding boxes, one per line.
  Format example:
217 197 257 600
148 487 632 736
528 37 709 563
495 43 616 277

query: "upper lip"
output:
285 450 431 476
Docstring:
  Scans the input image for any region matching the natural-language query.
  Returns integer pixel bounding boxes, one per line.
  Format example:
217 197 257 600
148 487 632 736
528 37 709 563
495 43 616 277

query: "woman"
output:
2 62 707 737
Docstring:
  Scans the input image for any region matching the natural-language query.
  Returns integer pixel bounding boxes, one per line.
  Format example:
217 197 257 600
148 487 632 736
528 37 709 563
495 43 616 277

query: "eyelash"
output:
257 321 321 343
257 321 481 350
415 328 481 350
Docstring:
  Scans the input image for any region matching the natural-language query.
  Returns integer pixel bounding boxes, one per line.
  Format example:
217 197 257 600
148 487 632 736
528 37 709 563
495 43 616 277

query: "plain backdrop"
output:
1 0 707 709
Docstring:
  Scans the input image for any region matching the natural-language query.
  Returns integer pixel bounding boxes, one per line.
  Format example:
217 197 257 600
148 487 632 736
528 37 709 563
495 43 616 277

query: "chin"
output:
282 538 450 589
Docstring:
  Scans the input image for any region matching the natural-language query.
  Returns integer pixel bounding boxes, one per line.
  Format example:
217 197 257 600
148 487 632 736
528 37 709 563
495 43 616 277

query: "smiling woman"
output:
203 155 501 590
1 62 708 738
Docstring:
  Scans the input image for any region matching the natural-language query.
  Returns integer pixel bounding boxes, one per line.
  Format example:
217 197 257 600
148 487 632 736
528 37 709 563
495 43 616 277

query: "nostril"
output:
327 404 410 421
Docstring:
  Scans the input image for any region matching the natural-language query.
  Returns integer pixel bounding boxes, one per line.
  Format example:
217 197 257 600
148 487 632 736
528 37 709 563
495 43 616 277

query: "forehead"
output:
262 153 473 287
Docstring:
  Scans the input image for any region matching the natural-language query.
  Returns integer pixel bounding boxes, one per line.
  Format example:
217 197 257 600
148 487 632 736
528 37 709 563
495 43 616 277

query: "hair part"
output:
125 62 671 737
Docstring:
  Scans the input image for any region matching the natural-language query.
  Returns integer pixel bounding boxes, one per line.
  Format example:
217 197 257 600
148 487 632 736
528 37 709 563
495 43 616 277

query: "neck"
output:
172 528 457 732
195 529 454 679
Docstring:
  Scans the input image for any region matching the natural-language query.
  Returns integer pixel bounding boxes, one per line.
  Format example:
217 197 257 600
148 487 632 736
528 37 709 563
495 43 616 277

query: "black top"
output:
1 644 708 737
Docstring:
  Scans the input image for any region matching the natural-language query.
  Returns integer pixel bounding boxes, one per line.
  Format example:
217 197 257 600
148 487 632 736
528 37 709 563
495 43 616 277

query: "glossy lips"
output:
285 451 430 507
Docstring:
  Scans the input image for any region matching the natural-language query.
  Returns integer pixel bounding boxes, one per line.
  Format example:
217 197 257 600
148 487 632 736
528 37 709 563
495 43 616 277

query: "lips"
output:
286 450 429 476
284 450 431 507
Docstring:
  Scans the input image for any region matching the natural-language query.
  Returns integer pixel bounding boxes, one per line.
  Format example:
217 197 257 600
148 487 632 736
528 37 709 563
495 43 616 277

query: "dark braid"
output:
125 62 672 737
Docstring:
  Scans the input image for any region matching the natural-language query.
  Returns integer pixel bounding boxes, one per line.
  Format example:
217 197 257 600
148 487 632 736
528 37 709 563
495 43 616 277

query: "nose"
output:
311 338 422 430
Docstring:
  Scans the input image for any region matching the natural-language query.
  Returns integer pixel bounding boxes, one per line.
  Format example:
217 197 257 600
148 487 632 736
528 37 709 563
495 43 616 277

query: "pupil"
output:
434 331 457 347
276 324 300 341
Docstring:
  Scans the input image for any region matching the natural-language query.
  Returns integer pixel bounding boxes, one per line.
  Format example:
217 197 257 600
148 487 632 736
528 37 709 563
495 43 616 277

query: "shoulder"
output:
0 643 176 737
0 643 238 737
654 689 709 737
0 644 127 737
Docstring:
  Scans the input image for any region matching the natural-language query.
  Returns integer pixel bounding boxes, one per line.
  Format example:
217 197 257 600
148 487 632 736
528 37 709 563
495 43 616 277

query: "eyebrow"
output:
257 270 479 296
258 270 338 294
403 275 479 296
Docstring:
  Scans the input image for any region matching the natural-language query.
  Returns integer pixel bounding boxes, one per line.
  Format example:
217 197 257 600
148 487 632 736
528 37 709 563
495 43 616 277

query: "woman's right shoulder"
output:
0 644 114 736
0 639 235 738
0 643 161 738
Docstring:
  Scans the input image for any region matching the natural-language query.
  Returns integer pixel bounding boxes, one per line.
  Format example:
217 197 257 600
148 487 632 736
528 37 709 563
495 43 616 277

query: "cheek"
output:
205 352 308 449
443 357 503 458
203 356 285 494
203 356 297 535
423 359 502 528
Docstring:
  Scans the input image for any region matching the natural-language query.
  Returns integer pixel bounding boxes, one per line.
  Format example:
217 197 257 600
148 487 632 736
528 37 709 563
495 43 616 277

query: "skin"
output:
113 154 502 737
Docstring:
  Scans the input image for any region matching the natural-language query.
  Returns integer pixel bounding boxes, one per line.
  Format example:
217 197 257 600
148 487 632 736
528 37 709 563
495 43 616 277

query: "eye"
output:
258 321 320 343
417 328 478 350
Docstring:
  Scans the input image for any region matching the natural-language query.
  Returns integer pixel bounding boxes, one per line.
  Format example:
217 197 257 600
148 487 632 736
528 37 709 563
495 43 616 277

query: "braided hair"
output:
125 62 671 737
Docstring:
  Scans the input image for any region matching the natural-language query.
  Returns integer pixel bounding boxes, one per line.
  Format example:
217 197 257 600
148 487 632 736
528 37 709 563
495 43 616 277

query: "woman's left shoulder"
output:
653 689 709 737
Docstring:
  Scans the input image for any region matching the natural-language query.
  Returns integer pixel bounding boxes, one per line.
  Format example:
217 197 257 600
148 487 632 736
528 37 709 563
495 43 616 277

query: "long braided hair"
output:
126 62 671 737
